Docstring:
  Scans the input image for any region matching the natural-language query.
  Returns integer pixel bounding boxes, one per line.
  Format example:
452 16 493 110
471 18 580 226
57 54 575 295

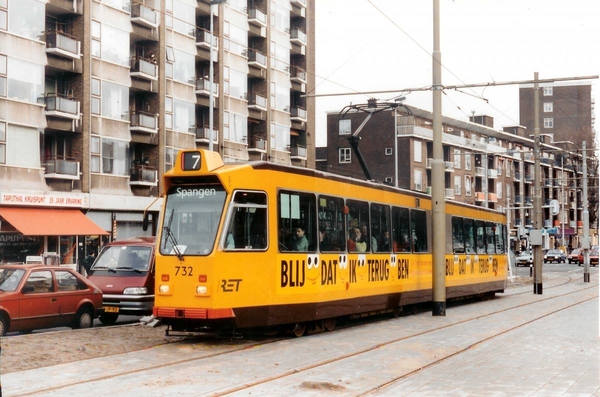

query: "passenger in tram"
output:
362 224 376 252
292 225 308 251
351 227 367 253
319 227 332 251
379 230 391 252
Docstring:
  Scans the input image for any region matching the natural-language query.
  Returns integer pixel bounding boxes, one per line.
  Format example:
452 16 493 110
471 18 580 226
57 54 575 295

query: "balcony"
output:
130 111 158 134
487 169 498 179
248 93 267 111
195 78 219 97
291 0 307 7
248 137 267 153
290 107 307 121
130 164 158 186
195 126 219 144
475 166 485 177
445 189 455 199
290 145 307 160
45 30 81 60
130 56 158 81
524 173 533 183
290 28 307 45
248 8 267 27
290 66 307 83
39 93 80 120
514 195 522 204
248 49 267 69
44 156 80 180
475 192 486 202
444 161 454 171
131 3 158 28
196 29 217 50
513 171 521 181
488 192 498 203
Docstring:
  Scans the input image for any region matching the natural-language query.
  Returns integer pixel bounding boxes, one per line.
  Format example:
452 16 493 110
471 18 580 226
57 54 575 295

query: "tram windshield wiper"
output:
164 209 184 261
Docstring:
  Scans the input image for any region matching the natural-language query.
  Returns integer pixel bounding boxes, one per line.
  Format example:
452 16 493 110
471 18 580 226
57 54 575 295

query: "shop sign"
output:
0 192 87 208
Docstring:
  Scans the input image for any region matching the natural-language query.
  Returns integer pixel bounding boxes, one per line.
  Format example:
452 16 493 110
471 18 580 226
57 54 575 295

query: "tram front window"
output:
160 185 227 256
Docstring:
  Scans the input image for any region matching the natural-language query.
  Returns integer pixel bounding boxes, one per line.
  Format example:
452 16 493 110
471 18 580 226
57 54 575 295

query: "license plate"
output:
104 306 119 313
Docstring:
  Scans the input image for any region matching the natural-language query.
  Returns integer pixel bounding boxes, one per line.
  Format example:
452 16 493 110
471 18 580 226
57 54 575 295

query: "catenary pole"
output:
431 0 446 316
582 141 590 282
532 73 543 294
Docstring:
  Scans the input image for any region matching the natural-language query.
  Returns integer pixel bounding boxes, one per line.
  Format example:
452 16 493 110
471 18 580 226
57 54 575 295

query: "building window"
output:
543 87 553 96
454 175 461 196
0 1 6 31
339 148 351 164
165 96 173 129
496 181 503 199
465 152 471 171
543 118 554 128
165 46 174 79
91 78 100 115
465 175 472 196
414 141 422 163
339 119 351 135
0 53 5 97
90 136 100 173
91 20 101 58
385 147 392 156
543 102 553 112
453 148 461 169
414 169 422 191
0 121 5 164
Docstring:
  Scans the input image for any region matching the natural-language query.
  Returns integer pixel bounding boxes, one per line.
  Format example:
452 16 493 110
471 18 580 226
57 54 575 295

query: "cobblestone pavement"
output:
0 274 561 375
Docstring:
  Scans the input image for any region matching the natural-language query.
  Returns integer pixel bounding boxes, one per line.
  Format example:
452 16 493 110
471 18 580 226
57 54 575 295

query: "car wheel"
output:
0 314 8 337
99 312 119 326
73 308 94 330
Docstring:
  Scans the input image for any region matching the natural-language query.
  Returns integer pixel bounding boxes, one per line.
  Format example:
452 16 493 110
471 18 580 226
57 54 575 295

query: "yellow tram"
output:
151 149 507 335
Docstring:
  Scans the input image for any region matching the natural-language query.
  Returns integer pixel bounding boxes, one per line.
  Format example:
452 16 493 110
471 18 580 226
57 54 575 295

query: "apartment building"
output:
0 0 315 265
519 81 595 146
322 104 595 250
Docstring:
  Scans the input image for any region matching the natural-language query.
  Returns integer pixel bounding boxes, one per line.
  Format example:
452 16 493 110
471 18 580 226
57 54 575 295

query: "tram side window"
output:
463 218 476 254
452 217 465 253
346 199 370 252
495 224 506 253
318 195 345 252
371 203 391 252
485 222 497 254
392 207 410 252
223 191 267 250
410 209 428 253
278 191 316 252
475 220 486 254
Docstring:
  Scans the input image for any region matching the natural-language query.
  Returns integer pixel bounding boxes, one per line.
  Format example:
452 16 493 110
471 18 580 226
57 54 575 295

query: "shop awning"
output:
0 207 109 236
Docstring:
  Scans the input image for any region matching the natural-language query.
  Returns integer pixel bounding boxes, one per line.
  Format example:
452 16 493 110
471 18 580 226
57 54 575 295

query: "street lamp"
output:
208 0 227 152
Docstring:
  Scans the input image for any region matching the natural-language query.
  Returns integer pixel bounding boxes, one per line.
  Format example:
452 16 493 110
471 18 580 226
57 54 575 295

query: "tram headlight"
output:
196 285 208 295
159 284 170 294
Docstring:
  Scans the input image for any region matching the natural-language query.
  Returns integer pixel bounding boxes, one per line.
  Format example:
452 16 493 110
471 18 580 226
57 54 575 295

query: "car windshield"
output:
91 246 152 272
0 268 26 292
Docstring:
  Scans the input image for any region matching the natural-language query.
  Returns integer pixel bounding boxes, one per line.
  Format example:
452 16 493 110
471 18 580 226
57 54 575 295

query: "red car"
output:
0 264 103 336
577 246 599 267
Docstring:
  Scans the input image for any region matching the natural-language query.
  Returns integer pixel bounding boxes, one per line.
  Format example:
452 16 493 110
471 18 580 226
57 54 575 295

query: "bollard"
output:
529 264 533 277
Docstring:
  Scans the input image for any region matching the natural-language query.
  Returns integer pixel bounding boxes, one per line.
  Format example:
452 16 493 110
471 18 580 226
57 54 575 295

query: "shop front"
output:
0 192 108 270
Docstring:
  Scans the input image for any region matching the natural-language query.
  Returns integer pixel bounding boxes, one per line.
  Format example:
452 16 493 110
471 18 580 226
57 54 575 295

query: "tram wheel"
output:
392 307 402 318
292 322 306 337
323 318 336 332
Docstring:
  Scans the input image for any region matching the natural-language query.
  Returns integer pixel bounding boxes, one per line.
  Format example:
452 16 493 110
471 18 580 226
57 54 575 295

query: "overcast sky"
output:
313 0 600 147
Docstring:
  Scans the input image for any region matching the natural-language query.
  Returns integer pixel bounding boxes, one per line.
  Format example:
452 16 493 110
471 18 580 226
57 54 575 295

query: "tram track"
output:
5 273 598 396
